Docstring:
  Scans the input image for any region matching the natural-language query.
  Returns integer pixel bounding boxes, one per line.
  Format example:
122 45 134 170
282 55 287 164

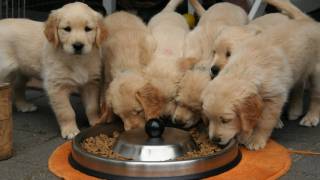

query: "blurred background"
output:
1 0 320 22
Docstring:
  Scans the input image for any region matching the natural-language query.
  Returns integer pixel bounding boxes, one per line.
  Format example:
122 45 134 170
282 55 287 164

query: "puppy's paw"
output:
16 102 38 112
288 107 303 121
275 120 284 129
245 136 267 151
61 126 80 139
300 114 319 127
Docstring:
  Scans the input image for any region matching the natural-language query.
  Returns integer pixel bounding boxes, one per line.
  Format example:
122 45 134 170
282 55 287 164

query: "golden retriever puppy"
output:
103 11 148 36
0 19 45 112
173 60 211 128
103 11 156 130
210 0 311 124
42 2 108 139
201 9 319 150
172 0 248 127
181 0 248 68
210 0 307 76
135 0 189 121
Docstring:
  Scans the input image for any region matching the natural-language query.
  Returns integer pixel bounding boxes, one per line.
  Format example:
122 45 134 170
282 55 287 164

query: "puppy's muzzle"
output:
210 65 220 78
73 42 84 54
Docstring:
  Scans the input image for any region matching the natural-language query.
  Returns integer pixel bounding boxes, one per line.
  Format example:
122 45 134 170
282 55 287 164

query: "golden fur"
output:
210 0 310 73
173 60 211 128
0 19 45 112
202 11 320 150
133 0 189 121
42 2 108 139
172 1 248 127
210 0 311 127
103 11 156 130
183 1 248 65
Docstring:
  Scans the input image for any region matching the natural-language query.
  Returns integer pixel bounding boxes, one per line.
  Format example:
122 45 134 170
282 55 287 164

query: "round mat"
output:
48 140 291 180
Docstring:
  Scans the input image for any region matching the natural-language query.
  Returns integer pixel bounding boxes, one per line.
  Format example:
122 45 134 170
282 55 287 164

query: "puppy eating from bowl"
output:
43 2 108 139
103 11 156 131
133 0 189 122
172 0 248 128
173 60 211 128
201 4 320 150
209 0 311 130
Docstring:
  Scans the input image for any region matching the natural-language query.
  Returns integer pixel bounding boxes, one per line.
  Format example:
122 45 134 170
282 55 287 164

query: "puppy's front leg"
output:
14 74 38 112
81 82 101 126
288 82 305 120
47 85 79 139
300 71 320 127
245 96 286 150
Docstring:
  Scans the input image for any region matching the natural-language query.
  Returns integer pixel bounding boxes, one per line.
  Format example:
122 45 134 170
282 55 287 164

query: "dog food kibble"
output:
81 133 131 160
81 128 221 161
177 128 221 160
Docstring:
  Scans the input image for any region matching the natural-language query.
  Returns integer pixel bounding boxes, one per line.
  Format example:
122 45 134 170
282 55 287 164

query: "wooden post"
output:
0 83 13 160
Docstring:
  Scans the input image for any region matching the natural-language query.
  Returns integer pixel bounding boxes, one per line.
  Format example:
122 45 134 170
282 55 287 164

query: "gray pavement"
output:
0 89 320 179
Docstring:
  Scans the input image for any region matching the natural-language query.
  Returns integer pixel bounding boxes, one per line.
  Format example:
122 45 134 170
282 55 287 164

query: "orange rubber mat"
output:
49 140 291 180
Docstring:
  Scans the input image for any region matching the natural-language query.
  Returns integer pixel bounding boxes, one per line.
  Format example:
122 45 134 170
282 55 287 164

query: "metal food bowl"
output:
70 121 241 179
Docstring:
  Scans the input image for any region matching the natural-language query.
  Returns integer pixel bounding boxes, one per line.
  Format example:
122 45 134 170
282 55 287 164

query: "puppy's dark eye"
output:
212 50 216 55
226 50 231 58
85 26 92 32
221 117 231 124
63 26 71 32
138 110 144 116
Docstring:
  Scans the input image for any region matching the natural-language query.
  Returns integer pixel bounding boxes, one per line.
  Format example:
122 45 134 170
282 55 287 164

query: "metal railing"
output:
0 0 26 18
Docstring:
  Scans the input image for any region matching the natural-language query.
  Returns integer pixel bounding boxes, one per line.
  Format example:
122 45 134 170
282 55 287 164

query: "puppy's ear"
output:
178 57 200 72
236 94 263 133
96 19 108 47
44 10 59 48
135 83 165 120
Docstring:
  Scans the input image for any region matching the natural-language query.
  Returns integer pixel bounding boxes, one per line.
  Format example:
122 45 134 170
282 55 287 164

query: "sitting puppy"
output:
0 19 45 112
103 11 156 130
42 2 108 139
210 0 309 126
201 3 318 150
135 0 190 121
172 0 248 127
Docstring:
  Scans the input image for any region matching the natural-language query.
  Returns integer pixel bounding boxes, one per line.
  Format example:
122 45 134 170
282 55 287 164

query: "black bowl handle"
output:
145 118 165 138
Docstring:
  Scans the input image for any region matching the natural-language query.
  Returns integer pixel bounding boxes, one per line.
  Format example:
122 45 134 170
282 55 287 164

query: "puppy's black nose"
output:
212 136 221 143
73 42 84 53
211 65 220 77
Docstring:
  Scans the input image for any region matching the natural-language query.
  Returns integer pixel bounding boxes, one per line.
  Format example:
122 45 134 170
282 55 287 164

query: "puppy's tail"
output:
264 0 312 21
189 0 205 16
162 0 184 12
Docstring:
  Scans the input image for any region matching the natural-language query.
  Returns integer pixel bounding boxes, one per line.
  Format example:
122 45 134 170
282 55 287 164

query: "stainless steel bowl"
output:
113 127 198 161
70 124 241 179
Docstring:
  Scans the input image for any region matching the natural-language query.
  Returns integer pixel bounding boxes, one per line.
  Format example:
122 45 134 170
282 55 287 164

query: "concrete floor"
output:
0 90 320 179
